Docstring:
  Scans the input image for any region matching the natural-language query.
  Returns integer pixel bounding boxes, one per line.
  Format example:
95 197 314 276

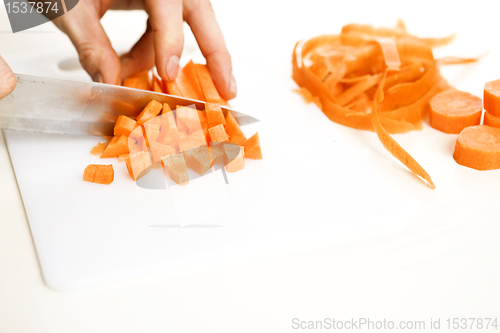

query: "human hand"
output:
0 56 16 99
53 0 236 100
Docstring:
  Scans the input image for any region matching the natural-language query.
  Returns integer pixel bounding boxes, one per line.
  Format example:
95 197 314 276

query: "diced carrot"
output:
176 106 203 132
163 153 189 185
144 122 160 145
197 110 210 141
157 110 180 148
484 79 500 117
205 103 226 128
453 125 500 170
114 115 137 136
243 132 263 159
136 100 163 125
208 145 224 164
183 146 213 176
161 103 172 115
167 70 201 100
184 60 204 100
224 144 245 173
165 80 183 97
225 111 247 145
100 135 129 158
429 90 482 134
83 164 114 185
196 64 223 103
483 111 500 128
118 154 129 162
149 142 176 163
178 130 206 152
125 151 153 181
178 130 188 141
90 140 109 156
208 124 229 143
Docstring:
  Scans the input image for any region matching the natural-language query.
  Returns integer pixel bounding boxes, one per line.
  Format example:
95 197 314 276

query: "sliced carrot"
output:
149 141 176 163
123 74 150 90
197 110 210 142
143 122 161 145
483 111 500 128
114 115 137 136
157 110 180 148
429 90 482 134
224 144 245 173
161 102 172 115
183 60 204 100
208 124 229 143
163 153 189 185
453 125 500 170
178 131 206 152
196 64 223 103
178 69 202 100
484 79 500 117
225 111 247 145
206 103 226 128
100 135 129 158
208 145 224 164
136 100 163 125
243 132 263 159
183 146 213 176
152 74 164 93
83 164 114 185
125 151 152 181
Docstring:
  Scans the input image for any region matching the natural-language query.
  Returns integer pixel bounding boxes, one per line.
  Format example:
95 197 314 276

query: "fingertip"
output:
165 55 180 82
0 71 16 99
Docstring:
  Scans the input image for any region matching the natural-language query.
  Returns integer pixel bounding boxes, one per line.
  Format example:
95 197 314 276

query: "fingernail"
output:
93 73 103 83
166 56 180 81
230 74 237 96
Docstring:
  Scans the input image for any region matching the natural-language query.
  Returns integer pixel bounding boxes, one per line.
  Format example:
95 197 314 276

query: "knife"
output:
0 74 259 136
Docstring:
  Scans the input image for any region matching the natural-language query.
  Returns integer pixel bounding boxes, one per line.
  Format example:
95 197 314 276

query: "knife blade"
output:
0 73 259 136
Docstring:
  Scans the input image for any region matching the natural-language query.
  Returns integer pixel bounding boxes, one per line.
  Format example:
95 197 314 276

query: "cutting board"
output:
3 51 410 291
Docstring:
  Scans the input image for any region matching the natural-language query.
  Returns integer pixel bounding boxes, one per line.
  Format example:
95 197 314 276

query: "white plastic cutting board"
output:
4 52 416 291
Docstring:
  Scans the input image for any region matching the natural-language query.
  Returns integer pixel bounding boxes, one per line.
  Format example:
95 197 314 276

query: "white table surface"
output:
1 1 500 332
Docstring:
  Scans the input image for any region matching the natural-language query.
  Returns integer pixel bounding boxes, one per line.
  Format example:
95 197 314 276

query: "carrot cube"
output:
114 115 137 137
163 153 189 185
100 135 129 158
206 103 226 128
144 122 160 145
83 164 114 185
243 132 263 159
224 144 245 173
176 106 203 132
136 100 163 125
209 145 224 164
179 130 207 152
183 146 213 176
225 111 247 145
208 124 229 143
150 142 176 163
125 151 153 181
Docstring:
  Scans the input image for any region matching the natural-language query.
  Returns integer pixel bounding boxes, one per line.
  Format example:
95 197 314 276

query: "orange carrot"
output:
90 140 110 156
149 142 176 163
176 106 202 132
136 100 163 125
114 115 137 136
183 60 204 100
157 107 180 148
208 124 229 143
152 74 164 93
123 72 150 90
196 64 223 103
453 125 500 170
83 164 114 185
225 111 247 145
429 90 482 134
205 103 226 128
183 146 213 176
163 153 189 185
483 111 500 128
484 79 500 117
224 144 245 173
125 151 152 181
243 132 263 159
100 135 129 158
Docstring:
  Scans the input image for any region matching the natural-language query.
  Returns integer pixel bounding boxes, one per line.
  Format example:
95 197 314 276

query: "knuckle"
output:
185 0 213 20
77 44 101 74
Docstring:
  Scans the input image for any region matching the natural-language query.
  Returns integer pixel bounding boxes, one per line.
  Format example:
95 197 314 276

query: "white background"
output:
1 0 500 332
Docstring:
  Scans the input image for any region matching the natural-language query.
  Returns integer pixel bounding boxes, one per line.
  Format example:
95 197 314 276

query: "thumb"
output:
0 55 16 99
54 13 121 84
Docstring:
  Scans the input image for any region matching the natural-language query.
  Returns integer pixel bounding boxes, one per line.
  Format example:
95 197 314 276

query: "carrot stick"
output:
453 125 500 170
429 90 482 134
196 64 223 103
183 60 204 100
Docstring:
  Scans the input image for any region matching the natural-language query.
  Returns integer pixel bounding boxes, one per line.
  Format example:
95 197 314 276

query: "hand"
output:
0 56 16 99
53 0 236 100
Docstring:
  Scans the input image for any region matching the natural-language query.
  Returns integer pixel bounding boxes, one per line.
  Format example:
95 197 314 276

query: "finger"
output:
145 0 184 82
184 0 236 100
120 21 155 80
0 55 16 99
53 10 121 84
